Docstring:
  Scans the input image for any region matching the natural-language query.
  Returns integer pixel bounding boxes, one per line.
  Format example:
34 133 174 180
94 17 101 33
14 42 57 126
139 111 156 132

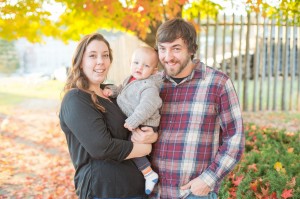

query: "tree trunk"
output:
141 5 183 47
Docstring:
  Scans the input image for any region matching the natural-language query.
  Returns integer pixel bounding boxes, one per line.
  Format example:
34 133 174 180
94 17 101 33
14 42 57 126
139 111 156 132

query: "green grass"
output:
219 123 300 199
0 77 64 114
233 76 300 111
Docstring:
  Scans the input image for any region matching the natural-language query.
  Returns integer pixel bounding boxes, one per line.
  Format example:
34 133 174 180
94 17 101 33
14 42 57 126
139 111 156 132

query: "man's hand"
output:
180 177 211 196
131 126 158 144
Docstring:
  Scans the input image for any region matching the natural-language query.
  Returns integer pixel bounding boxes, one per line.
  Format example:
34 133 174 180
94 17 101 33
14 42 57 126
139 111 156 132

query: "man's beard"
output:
162 55 191 77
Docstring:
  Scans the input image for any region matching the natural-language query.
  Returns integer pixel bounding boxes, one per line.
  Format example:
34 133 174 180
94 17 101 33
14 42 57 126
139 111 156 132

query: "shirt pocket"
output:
202 103 218 124
189 103 217 122
204 103 218 114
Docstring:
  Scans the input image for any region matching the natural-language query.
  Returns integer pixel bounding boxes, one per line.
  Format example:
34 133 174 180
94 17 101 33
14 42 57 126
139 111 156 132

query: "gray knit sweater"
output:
109 74 163 129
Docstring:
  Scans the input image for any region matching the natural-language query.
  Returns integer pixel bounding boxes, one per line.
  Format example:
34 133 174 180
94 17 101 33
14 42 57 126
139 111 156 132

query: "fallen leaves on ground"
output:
0 104 76 198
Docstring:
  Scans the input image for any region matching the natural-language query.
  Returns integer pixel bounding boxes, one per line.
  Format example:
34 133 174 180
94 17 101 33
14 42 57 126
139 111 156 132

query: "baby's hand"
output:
103 88 113 97
124 123 135 131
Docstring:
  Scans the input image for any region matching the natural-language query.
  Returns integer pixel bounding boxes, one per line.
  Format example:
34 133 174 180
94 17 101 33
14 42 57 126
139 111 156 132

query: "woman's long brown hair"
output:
63 33 113 112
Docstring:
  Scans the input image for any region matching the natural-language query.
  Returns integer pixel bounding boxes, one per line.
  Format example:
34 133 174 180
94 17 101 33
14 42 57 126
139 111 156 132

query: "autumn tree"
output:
0 0 299 47
0 0 221 46
245 0 300 22
0 0 57 43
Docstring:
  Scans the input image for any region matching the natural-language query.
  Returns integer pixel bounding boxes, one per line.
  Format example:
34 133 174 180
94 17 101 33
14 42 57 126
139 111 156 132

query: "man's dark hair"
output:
156 18 198 60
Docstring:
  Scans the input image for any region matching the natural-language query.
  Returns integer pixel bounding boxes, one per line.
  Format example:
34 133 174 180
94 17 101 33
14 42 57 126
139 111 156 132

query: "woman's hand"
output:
131 126 158 144
102 88 113 97
124 122 135 131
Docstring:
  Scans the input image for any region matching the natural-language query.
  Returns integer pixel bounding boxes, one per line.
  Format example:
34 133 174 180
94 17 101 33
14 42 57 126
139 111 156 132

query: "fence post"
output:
297 24 300 111
253 13 260 111
222 13 226 73
205 15 209 65
213 13 218 68
243 12 251 111
259 17 268 111
237 15 244 103
282 16 290 111
273 12 282 111
267 17 275 110
197 11 201 59
230 14 235 80
289 16 296 111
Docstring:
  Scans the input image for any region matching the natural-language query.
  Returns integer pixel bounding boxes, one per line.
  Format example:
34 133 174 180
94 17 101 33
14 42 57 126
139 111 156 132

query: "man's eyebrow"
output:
172 44 182 48
158 44 182 47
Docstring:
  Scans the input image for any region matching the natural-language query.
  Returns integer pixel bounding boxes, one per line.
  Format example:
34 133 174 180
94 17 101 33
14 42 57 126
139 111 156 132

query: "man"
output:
149 18 245 199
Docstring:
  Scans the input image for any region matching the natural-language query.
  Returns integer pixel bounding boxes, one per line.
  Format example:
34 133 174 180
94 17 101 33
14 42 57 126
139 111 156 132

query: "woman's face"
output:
81 40 111 87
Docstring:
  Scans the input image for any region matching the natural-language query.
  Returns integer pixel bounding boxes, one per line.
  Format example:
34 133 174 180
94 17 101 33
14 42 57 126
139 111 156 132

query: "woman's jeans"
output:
185 192 218 199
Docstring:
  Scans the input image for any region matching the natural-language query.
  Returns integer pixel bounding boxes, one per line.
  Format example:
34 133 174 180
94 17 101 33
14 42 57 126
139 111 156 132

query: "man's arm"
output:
181 78 245 195
199 78 245 189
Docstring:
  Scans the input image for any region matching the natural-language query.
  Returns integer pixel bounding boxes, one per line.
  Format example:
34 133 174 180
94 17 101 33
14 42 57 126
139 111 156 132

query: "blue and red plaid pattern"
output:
150 61 245 199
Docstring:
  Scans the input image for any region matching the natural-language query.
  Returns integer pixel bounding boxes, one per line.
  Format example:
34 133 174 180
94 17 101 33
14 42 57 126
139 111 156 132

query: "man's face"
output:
157 38 193 78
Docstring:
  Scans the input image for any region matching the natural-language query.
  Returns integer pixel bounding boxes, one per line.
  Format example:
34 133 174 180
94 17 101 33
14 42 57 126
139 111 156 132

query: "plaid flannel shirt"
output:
150 61 245 199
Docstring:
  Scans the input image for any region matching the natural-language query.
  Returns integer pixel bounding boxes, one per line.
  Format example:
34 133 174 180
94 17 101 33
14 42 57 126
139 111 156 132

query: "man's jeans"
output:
185 192 218 199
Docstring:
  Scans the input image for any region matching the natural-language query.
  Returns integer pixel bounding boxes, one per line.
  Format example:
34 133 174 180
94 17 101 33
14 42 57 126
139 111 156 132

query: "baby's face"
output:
130 49 158 80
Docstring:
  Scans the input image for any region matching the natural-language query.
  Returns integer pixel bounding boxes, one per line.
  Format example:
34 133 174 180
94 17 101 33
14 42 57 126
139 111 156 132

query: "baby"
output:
104 46 162 194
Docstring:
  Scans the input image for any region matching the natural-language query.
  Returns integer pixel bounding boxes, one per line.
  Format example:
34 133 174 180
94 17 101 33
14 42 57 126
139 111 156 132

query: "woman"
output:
59 33 153 199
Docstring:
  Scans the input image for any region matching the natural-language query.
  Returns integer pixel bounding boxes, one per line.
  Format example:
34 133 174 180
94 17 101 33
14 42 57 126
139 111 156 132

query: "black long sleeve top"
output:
59 89 146 199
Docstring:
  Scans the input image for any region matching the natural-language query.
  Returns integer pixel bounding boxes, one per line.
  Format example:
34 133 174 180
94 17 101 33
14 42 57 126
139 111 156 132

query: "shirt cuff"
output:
125 117 139 129
199 169 218 190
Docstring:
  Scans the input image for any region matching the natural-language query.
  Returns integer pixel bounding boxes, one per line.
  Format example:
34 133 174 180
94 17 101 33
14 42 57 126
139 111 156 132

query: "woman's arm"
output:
125 143 152 159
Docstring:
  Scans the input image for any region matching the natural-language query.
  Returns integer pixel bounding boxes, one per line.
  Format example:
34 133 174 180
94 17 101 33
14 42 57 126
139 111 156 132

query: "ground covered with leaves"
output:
219 123 299 199
0 98 299 198
0 99 76 198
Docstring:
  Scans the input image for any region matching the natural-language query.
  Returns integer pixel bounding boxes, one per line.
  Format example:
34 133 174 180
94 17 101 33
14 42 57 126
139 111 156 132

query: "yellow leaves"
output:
0 159 14 184
274 162 283 171
274 162 286 173
183 0 221 20
0 0 57 42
